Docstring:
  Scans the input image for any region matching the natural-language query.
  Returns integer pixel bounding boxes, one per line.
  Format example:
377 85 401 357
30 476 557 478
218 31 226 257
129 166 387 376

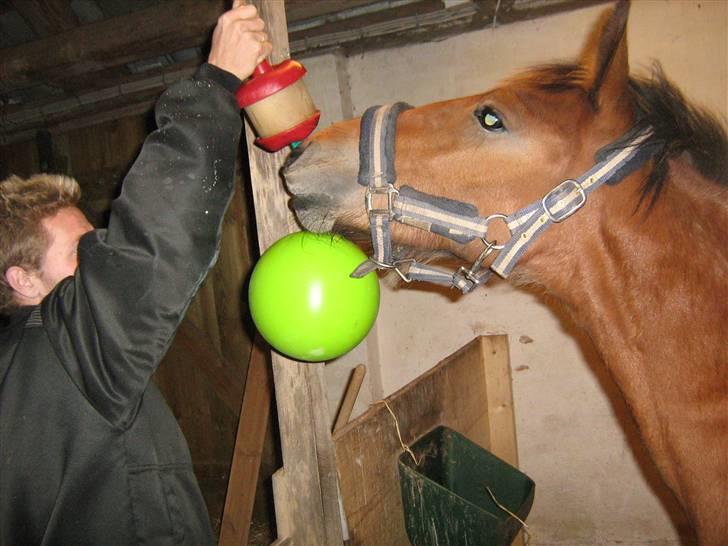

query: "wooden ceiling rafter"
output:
0 0 225 93
8 0 79 38
0 0 609 145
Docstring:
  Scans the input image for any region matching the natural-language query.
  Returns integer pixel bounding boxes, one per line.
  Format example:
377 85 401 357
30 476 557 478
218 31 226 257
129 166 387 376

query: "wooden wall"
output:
0 113 268 540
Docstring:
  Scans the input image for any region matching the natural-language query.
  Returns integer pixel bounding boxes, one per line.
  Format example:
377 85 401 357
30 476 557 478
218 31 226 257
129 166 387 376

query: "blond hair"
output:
0 174 81 313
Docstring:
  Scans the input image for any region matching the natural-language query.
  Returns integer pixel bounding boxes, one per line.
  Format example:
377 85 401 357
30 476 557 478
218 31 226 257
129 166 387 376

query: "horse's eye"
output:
477 107 505 132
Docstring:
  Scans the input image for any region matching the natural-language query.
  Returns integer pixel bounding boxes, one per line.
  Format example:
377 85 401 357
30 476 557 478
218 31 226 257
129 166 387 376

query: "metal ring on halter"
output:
483 213 509 250
458 239 497 284
473 239 497 272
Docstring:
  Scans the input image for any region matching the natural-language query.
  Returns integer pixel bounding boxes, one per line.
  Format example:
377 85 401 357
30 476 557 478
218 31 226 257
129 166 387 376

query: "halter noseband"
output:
351 102 659 293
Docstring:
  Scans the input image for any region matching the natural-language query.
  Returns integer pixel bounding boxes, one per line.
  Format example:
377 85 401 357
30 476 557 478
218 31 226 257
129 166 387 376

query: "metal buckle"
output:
542 179 586 223
366 185 399 218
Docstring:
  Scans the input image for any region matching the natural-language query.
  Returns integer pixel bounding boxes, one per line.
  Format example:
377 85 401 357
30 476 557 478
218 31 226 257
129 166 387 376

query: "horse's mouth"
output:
289 193 339 233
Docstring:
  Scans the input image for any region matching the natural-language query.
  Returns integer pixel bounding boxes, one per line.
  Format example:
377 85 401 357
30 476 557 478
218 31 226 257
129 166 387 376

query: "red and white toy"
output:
236 59 320 152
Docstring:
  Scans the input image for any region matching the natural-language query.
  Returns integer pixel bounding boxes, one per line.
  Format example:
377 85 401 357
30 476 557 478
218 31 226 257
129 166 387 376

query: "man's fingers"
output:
239 17 265 32
250 31 268 43
227 3 257 20
232 0 246 8
256 42 273 65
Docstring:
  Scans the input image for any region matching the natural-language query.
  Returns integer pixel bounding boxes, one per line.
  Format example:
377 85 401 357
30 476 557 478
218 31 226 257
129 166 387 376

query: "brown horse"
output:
282 1 727 544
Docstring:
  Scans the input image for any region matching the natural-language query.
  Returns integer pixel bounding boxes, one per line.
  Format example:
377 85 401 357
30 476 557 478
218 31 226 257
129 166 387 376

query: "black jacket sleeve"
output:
42 63 244 429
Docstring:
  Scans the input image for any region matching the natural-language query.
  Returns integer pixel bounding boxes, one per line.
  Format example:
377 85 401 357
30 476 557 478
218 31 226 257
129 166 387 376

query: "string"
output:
484 486 531 544
378 400 422 466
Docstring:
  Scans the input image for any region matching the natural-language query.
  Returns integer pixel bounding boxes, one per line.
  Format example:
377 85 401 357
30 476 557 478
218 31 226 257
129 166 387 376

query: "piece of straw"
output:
379 400 422 466
484 485 532 544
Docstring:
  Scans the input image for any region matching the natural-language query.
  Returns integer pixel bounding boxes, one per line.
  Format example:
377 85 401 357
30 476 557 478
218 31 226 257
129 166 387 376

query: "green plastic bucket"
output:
398 426 535 546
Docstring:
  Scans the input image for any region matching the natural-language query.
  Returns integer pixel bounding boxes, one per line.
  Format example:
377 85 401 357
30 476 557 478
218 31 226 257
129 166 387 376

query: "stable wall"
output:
309 1 727 544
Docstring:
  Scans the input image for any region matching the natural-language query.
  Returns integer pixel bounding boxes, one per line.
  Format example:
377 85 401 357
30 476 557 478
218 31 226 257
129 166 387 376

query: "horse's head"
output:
283 1 637 281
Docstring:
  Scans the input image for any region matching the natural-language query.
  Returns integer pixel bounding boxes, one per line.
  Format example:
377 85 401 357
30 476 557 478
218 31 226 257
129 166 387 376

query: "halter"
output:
351 102 660 293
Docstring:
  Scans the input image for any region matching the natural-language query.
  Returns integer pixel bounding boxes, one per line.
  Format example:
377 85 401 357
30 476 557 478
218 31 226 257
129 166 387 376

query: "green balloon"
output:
249 232 380 362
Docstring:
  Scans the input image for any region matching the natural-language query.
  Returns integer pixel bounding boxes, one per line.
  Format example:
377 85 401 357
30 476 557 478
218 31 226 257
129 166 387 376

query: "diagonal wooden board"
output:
333 335 524 546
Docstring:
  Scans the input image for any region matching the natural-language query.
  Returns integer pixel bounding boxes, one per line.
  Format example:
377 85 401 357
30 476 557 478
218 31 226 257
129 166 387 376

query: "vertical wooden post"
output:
243 1 344 544
479 335 525 546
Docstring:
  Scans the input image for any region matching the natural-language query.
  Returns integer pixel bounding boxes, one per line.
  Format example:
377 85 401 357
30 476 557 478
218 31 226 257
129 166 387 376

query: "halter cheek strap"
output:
491 126 658 277
351 102 485 292
356 102 411 266
352 103 660 293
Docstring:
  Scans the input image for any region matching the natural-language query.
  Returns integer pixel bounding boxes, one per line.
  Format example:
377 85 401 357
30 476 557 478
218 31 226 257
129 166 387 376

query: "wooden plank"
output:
0 0 225 92
242 1 344 544
219 342 272 546
333 335 519 546
479 335 525 546
288 0 442 42
480 336 519 466
333 364 366 432
285 0 382 23
1 86 165 146
9 0 79 38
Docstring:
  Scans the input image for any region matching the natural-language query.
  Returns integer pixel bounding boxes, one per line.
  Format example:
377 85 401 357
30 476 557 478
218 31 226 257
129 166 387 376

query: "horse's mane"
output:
520 63 728 207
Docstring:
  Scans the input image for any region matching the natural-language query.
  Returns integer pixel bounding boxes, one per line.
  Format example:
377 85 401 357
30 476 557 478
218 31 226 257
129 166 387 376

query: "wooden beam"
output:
0 61 202 144
242 1 344 543
479 336 519 467
0 0 225 92
9 0 79 38
21 57 202 98
333 364 366 433
479 335 525 546
218 341 272 546
288 0 443 39
285 0 383 23
0 86 164 145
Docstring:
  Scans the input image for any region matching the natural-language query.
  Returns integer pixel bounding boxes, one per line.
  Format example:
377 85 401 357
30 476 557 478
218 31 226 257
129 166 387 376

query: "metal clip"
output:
367 256 414 283
457 239 497 285
365 185 399 218
392 259 415 283
542 179 586 223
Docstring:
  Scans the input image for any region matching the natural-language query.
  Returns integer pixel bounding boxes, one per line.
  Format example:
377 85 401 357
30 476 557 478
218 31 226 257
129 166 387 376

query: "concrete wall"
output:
312 1 727 544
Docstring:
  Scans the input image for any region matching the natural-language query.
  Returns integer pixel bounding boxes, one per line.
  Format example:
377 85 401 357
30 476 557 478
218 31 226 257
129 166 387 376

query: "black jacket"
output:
0 63 243 545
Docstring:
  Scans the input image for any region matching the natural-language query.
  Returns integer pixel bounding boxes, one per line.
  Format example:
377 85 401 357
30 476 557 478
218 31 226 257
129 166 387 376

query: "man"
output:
0 2 272 544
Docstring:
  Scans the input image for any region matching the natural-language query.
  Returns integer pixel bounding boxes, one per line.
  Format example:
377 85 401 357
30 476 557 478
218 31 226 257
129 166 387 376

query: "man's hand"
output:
208 1 273 81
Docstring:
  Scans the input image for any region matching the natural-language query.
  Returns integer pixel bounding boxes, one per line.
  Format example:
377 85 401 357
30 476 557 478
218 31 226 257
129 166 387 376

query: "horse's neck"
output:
534 157 727 528
561 158 727 399
566 158 726 334
569 159 727 365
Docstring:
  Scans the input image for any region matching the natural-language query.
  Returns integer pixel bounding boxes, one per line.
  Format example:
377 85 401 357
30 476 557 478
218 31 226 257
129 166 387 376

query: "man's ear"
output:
4 266 44 305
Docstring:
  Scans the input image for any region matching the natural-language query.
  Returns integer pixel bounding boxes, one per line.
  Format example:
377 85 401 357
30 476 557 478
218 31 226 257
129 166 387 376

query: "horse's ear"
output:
578 0 630 111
